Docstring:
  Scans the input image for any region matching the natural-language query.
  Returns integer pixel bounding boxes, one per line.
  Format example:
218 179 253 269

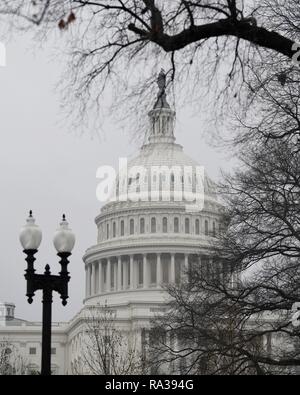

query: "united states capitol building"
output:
0 75 223 375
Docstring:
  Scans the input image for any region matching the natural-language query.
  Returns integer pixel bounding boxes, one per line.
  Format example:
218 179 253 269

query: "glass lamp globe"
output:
19 211 42 250
53 215 75 253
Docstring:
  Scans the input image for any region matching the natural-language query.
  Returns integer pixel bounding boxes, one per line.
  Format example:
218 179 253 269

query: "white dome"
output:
83 71 222 311
103 135 218 213
131 142 199 168
127 141 216 196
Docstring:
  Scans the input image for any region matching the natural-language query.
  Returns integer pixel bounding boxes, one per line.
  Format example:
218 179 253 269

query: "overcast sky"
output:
0 32 234 322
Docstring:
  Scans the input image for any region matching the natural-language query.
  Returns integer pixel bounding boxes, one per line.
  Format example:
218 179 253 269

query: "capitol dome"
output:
83 71 223 316
124 141 217 201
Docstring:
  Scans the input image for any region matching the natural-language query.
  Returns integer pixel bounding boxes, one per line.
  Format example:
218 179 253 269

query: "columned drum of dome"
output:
83 71 223 310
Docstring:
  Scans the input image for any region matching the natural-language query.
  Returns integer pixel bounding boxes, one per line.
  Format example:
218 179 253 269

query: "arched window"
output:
174 217 179 233
113 222 116 238
195 219 200 235
151 217 156 233
140 218 145 234
205 220 209 236
106 223 109 239
130 219 134 235
163 217 168 233
213 222 216 237
185 218 190 234
120 220 124 236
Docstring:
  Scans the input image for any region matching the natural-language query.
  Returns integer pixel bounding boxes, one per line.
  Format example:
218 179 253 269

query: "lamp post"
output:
19 211 75 376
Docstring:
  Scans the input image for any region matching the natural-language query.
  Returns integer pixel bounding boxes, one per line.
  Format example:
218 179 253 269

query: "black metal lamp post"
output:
19 211 75 376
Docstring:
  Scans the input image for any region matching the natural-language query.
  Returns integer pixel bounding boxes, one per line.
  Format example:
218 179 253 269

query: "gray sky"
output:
0 33 234 322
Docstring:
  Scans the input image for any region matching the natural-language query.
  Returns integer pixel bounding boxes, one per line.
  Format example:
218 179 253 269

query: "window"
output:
151 217 156 233
29 347 36 355
185 218 190 234
205 220 209 236
120 220 124 236
174 217 179 233
195 219 200 235
213 222 216 237
130 219 134 235
113 222 116 238
106 223 109 239
140 218 145 234
51 348 56 355
163 217 168 233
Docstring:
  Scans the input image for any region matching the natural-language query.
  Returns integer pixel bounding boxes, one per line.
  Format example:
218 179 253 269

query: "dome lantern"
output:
148 69 176 144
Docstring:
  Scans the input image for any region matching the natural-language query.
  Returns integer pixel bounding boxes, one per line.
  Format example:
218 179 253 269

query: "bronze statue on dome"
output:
154 69 170 109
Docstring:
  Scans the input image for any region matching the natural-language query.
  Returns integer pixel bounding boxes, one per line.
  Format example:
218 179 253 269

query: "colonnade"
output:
85 253 191 297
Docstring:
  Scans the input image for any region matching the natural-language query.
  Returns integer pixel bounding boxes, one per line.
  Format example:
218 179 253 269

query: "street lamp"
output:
19 211 75 376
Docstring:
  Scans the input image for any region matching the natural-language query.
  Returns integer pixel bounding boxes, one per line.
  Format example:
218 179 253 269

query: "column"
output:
183 254 189 282
130 255 134 290
157 253 162 286
91 262 96 295
170 253 175 283
107 258 111 292
143 254 147 288
95 262 99 294
184 254 189 270
89 264 92 296
85 266 89 298
114 259 117 290
94 262 98 293
98 260 102 294
117 256 122 291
